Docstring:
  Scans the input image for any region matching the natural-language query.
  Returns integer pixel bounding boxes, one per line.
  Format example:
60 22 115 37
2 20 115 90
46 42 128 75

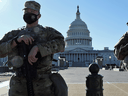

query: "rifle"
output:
17 41 38 96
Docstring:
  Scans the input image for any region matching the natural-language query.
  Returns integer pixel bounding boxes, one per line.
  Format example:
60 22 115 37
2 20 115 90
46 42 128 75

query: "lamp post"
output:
96 56 103 69
66 61 68 68
109 56 112 70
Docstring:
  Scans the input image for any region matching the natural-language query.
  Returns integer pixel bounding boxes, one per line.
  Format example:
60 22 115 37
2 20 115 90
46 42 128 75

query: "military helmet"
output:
23 1 41 12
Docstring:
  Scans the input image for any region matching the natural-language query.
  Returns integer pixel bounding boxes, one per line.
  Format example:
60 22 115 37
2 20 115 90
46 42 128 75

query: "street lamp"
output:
97 57 103 69
109 56 111 63
109 56 112 70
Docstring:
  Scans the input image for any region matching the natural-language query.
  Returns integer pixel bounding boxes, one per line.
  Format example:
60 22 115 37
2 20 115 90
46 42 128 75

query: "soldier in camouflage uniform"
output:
0 1 65 96
114 32 128 71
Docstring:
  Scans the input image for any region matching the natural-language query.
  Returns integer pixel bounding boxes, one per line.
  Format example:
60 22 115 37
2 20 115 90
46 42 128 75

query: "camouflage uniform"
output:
0 1 65 96
114 32 128 70
114 31 128 60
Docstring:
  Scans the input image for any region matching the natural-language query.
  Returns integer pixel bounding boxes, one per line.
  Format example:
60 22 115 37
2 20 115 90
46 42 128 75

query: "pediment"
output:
69 48 88 53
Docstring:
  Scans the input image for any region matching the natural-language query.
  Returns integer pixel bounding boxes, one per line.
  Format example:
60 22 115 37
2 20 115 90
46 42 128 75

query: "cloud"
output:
0 0 2 2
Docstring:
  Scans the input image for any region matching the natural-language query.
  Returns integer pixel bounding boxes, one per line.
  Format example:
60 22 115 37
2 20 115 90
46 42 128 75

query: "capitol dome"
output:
65 6 93 51
69 18 87 29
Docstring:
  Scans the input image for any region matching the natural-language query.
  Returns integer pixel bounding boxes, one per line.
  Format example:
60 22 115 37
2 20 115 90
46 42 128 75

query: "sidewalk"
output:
68 83 128 96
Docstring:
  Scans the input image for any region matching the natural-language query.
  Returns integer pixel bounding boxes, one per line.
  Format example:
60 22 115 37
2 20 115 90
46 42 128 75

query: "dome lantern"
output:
76 5 80 20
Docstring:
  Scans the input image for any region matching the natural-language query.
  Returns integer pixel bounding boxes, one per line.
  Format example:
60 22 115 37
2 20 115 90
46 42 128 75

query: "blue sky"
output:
0 0 128 50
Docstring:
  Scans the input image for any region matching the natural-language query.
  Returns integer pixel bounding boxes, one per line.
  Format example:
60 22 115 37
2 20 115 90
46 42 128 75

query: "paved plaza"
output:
0 67 128 96
59 67 128 96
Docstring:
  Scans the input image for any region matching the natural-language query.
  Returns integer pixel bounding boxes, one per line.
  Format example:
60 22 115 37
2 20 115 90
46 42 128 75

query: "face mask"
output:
23 13 38 24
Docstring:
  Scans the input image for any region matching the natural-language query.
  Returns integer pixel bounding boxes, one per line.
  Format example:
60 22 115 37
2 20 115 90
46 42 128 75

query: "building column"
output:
73 54 74 62
84 54 85 62
79 54 81 62
77 53 78 62
93 54 95 61
92 54 94 62
72 54 73 61
69 54 70 61
71 54 72 61
74 53 75 62
68 54 69 61
90 54 92 63
87 54 88 61
85 53 86 62
80 54 82 62
82 53 83 62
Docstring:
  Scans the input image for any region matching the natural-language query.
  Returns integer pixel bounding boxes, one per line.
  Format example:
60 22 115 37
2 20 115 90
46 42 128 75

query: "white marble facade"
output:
54 6 120 67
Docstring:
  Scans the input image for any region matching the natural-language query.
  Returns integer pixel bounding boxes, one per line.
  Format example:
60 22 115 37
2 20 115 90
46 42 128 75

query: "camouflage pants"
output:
9 74 55 96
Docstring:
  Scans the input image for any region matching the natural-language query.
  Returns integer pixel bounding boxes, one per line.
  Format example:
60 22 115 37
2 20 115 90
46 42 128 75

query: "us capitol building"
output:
53 6 121 67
